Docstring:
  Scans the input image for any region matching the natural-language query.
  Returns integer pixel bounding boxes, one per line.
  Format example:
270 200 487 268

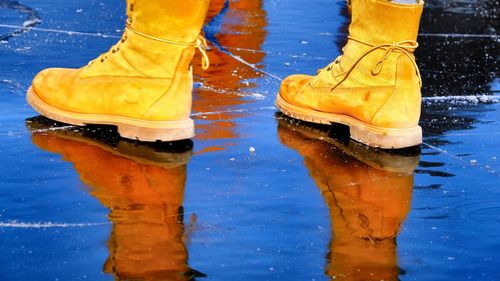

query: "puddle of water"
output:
0 0 499 280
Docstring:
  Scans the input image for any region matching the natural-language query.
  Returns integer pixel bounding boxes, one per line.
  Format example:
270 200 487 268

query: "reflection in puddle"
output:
276 115 420 280
192 0 267 150
26 116 204 280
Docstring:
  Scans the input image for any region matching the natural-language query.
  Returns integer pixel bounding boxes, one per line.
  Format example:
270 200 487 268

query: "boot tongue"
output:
349 0 424 45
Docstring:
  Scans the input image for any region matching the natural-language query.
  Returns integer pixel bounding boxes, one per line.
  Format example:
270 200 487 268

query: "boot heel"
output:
349 123 422 149
116 119 195 142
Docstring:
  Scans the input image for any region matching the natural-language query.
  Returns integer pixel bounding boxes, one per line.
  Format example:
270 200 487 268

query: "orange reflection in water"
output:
28 119 199 281
277 118 419 281
193 0 267 144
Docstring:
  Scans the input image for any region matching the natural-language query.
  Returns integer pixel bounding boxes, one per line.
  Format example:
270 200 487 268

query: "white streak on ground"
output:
0 125 76 136
205 39 283 82
223 46 330 61
422 142 463 161
193 106 276 117
0 24 120 39
436 132 500 136
419 33 500 39
422 95 500 104
28 125 76 133
317 32 499 39
422 142 498 176
0 221 108 229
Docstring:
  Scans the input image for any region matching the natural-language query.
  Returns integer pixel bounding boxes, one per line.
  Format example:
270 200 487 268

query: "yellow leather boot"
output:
276 0 424 149
27 0 210 142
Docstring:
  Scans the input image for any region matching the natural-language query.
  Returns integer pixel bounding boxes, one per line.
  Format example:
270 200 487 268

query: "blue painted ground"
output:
1 0 499 280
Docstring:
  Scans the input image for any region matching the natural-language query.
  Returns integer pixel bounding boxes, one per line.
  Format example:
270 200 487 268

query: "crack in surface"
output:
0 221 108 229
0 0 41 42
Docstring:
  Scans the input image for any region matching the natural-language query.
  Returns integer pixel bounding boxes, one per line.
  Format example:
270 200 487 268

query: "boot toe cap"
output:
33 68 58 95
279 74 312 104
31 68 79 106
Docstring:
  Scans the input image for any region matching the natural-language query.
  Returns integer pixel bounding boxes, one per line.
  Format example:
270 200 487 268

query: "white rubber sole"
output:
27 87 195 142
275 93 422 149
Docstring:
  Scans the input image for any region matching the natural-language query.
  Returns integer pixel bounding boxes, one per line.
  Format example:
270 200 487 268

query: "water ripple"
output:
451 200 500 223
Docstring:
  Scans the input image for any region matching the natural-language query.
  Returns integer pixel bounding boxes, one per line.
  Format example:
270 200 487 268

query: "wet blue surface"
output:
1 0 499 280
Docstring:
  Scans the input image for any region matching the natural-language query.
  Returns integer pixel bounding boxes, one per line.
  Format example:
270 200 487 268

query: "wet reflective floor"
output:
1 0 499 280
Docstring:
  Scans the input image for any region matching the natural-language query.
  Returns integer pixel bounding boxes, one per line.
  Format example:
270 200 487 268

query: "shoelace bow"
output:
323 36 421 91
89 19 210 70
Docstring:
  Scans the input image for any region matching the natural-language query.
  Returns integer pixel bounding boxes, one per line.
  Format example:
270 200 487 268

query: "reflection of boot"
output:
277 116 419 281
193 0 267 143
27 0 210 142
276 0 424 149
27 117 203 281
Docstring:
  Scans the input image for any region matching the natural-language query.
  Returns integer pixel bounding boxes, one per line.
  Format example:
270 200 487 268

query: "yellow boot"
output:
276 0 424 149
27 0 210 142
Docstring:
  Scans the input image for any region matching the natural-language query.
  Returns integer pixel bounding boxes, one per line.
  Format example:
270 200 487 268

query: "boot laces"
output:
320 36 421 91
87 35 127 66
87 23 132 67
88 19 210 70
